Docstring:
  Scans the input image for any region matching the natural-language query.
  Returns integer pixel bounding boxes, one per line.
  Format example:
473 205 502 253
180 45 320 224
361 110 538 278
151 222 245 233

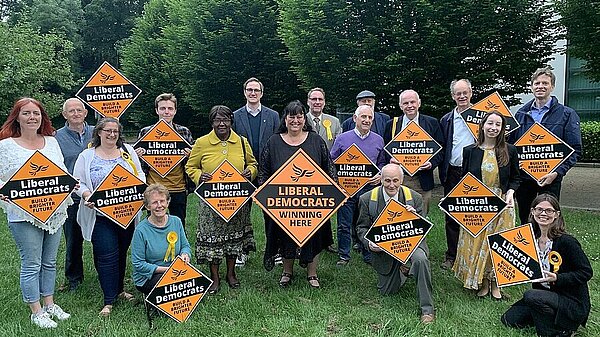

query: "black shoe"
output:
279 272 293 287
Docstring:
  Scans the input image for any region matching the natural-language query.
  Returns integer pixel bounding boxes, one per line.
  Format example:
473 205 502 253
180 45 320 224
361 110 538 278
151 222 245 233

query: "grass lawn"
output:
0 195 598 337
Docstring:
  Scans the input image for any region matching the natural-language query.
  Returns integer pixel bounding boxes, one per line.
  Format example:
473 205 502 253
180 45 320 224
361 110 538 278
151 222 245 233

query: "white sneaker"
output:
44 304 71 321
31 311 57 328
274 254 283 265
235 254 247 267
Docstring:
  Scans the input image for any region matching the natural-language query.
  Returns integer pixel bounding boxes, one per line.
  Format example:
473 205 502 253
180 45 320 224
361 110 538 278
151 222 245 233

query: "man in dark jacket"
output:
341 90 390 137
438 79 475 269
509 68 582 225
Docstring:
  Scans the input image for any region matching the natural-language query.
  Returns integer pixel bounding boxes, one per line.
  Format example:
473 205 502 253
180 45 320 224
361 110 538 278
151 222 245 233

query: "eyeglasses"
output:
213 118 232 125
245 88 262 93
309 97 324 102
67 108 85 114
532 207 557 215
101 129 120 135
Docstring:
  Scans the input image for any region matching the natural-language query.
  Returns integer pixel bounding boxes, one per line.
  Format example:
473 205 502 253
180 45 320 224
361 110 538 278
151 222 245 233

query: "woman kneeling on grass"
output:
501 194 592 337
131 184 191 296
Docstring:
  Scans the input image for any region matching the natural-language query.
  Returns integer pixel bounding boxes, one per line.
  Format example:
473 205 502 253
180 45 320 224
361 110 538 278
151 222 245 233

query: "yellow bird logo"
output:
154 129 170 139
484 100 500 110
406 130 420 139
219 169 234 180
346 153 360 162
462 183 479 194
386 209 403 222
513 231 530 246
528 132 545 143
291 164 314 182
99 72 115 84
28 162 49 176
111 174 127 186
170 268 187 280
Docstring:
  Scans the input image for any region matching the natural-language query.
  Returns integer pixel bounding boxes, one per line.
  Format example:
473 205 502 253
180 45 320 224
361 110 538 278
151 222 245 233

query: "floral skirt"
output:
195 202 256 264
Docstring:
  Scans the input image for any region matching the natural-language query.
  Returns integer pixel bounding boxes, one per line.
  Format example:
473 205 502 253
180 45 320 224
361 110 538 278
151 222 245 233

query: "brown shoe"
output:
420 313 435 324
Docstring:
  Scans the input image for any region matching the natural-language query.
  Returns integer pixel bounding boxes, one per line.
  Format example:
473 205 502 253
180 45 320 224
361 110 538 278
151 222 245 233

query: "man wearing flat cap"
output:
342 90 391 137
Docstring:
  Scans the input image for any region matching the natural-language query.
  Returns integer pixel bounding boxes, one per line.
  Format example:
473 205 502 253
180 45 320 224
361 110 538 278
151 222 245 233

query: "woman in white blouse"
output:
0 98 72 328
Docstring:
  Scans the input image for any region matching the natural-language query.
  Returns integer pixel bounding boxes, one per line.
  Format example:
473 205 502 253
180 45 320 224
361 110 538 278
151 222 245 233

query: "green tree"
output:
80 0 148 77
558 0 600 82
122 0 301 134
278 0 559 116
0 23 76 119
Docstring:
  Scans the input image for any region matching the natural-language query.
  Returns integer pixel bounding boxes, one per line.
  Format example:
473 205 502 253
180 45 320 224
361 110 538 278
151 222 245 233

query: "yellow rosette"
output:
322 119 333 141
164 231 178 262
548 251 562 273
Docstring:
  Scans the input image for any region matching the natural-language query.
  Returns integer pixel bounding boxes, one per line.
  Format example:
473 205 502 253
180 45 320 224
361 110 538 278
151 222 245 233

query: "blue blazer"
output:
342 111 390 138
232 105 279 161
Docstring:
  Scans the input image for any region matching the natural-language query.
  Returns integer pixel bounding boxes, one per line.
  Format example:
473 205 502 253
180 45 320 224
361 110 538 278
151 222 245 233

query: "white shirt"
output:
382 191 399 203
450 108 475 167
353 128 370 140
246 103 262 117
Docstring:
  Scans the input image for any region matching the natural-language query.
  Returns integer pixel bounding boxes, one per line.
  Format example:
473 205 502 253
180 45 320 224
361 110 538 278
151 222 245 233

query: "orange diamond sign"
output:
133 120 192 178
514 123 575 181
461 91 519 138
76 61 141 119
253 149 348 246
364 198 433 264
333 144 380 197
0 151 77 224
438 173 507 238
384 121 442 176
146 256 212 323
194 160 255 222
487 224 543 287
87 164 146 229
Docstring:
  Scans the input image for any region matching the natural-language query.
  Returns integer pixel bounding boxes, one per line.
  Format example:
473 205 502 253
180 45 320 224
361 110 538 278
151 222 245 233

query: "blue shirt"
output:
54 122 94 174
530 99 552 123
131 215 192 287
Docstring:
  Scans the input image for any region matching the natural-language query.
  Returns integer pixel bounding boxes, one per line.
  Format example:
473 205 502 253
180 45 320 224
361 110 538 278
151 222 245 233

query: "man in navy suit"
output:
383 90 443 217
232 77 279 266
438 79 475 269
342 90 390 137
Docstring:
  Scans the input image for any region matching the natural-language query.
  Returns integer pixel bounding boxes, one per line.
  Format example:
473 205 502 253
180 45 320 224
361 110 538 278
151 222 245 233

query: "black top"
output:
462 144 520 193
259 131 335 270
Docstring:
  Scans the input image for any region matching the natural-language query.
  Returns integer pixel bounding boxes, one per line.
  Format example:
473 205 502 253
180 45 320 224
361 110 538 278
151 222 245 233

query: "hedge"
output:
581 121 600 162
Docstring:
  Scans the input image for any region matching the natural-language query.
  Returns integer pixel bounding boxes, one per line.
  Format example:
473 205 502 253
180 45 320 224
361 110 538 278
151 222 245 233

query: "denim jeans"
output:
9 221 62 303
91 216 134 305
63 200 84 285
337 196 357 261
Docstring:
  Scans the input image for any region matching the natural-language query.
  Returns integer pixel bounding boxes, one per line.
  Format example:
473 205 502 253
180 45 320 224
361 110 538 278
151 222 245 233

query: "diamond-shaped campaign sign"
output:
253 149 348 247
146 256 212 323
194 160 255 222
487 224 543 287
461 91 519 138
514 123 575 181
133 120 192 178
364 198 433 264
0 151 77 224
384 121 441 176
87 164 146 229
76 61 141 119
438 172 507 238
333 144 380 197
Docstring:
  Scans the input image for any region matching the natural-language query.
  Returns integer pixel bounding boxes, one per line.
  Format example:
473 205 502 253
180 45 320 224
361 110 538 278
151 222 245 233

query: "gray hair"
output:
354 104 373 117
450 79 472 94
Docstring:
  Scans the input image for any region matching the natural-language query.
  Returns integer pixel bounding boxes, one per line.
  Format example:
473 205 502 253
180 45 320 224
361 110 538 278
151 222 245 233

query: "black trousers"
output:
515 179 561 226
443 166 463 262
136 272 164 295
168 191 188 228
501 289 573 337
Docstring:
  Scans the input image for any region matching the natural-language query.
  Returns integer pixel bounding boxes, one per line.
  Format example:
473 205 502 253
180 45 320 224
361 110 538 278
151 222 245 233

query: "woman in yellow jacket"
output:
186 105 257 294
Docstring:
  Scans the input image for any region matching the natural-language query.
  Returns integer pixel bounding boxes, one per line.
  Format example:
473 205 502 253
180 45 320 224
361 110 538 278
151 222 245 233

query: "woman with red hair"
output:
0 98 72 328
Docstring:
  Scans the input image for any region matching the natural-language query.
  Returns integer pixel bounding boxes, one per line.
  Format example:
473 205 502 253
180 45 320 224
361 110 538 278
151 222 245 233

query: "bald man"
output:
356 164 435 323
55 98 95 291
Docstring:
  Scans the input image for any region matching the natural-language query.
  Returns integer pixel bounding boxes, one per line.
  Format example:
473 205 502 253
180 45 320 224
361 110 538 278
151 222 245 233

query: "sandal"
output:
99 305 112 317
119 291 135 302
307 275 320 289
279 272 293 287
